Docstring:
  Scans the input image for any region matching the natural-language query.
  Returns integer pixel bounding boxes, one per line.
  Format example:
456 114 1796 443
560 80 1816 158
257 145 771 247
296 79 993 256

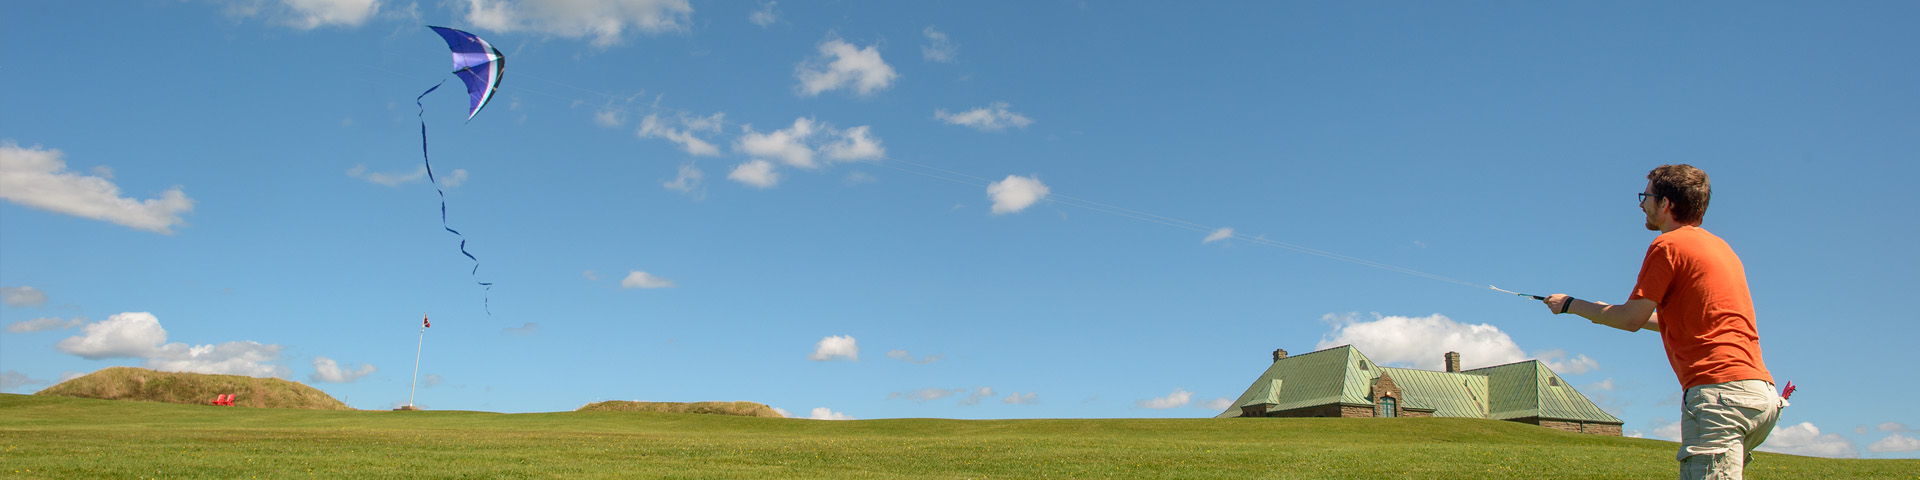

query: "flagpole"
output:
409 313 426 408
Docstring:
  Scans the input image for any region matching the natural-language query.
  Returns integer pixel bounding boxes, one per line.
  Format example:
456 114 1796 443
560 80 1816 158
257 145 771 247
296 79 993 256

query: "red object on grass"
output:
211 394 235 406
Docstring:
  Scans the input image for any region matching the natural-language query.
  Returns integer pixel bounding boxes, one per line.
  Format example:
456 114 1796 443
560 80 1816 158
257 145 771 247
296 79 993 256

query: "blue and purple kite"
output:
416 26 506 317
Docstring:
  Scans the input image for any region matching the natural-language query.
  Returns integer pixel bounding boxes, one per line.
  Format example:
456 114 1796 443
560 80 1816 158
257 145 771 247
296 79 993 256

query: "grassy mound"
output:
576 400 784 417
35 366 349 410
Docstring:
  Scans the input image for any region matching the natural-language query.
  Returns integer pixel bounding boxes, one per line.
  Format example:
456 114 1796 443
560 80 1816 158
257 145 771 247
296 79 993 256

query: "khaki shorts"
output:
1679 379 1786 480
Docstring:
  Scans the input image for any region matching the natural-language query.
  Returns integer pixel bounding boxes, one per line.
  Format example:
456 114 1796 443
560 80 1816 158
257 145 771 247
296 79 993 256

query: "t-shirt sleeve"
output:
1630 242 1673 305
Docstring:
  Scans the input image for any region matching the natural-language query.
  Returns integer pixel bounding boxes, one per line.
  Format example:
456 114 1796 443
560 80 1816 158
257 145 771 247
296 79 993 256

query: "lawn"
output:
2 394 1912 479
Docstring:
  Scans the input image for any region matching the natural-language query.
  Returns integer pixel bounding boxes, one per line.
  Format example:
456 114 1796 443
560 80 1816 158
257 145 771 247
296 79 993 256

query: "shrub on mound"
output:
577 400 784 418
36 367 350 410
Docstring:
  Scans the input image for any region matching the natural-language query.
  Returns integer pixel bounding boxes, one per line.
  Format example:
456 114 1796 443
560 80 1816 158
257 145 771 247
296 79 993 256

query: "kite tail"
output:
417 81 495 317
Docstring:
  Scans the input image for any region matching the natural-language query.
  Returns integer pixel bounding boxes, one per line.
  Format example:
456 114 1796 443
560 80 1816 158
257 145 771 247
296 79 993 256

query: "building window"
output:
1548 377 1561 387
1376 397 1396 418
1359 361 1369 371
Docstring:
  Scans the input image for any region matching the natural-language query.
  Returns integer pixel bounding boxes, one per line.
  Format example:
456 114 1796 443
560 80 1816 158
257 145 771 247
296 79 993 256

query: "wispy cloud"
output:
1 141 194 234
1137 388 1193 409
748 1 777 27
463 0 693 47
935 102 1032 131
795 37 897 97
1203 227 1234 244
5 316 85 333
219 0 381 30
620 270 676 289
885 349 941 364
309 356 376 383
921 26 957 62
639 113 724 156
1 286 49 307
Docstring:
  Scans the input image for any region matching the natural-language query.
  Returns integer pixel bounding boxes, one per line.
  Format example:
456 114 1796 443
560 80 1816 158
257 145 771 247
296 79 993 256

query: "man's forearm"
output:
1570 299 1657 332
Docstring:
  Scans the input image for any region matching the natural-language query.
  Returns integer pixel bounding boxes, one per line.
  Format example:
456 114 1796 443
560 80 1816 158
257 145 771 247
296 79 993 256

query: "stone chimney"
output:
1445 351 1462 373
1272 349 1289 363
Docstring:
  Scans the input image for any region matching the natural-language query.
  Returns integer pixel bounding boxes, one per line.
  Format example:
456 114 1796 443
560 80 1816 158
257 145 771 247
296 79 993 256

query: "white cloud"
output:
6 316 86 333
1583 378 1616 391
442 169 469 188
309 356 376 383
662 164 705 198
347 165 440 187
737 118 818 168
986 175 1049 214
501 322 539 336
772 407 792 417
795 38 897 97
1879 422 1916 433
55 312 289 378
1003 392 1039 405
218 0 380 29
959 387 995 406
1138 388 1194 409
935 102 1033 132
1649 418 1682 441
748 1 777 27
463 0 693 47
1536 349 1601 375
1199 397 1234 411
582 270 600 281
1868 434 1920 453
1203 227 1234 244
1316 313 1528 370
281 0 380 29
639 113 723 156
922 26 957 62
808 335 858 361
891 388 959 403
620 270 676 289
822 125 885 162
594 108 625 127
1 370 48 393
1 286 49 307
885 349 941 364
808 407 853 420
1758 422 1859 458
1 141 194 234
728 160 780 188
90 166 115 179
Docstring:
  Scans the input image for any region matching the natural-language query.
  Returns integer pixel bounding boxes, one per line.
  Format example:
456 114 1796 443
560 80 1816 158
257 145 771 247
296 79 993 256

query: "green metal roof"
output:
1218 346 1622 425
1376 367 1489 418
1215 346 1376 418
1465 361 1622 424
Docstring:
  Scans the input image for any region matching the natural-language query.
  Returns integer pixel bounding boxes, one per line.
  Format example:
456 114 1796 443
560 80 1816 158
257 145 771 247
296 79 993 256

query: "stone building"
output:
1216 345 1623 436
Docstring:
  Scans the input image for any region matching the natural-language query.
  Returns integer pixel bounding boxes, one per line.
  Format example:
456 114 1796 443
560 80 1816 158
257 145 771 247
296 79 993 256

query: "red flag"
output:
423 314 431 328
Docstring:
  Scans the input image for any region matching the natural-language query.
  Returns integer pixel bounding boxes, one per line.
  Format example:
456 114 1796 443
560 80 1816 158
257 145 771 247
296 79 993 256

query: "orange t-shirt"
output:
1630 225 1772 391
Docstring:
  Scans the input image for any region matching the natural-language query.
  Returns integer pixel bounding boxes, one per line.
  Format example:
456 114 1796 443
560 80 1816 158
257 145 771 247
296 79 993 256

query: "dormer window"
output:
1548 377 1561 387
1359 361 1370 371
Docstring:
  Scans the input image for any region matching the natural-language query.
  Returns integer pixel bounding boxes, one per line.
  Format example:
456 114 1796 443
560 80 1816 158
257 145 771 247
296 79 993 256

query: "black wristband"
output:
1558 297 1575 314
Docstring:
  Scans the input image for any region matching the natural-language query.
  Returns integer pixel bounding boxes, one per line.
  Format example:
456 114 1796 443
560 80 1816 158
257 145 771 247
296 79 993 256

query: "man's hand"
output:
1542 294 1574 315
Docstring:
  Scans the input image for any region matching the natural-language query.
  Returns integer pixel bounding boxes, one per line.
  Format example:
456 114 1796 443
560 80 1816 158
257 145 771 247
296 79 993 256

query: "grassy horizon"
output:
3 394 1913 479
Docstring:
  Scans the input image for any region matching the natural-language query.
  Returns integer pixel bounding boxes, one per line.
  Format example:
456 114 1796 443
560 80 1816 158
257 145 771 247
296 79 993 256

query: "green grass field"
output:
2 394 1912 479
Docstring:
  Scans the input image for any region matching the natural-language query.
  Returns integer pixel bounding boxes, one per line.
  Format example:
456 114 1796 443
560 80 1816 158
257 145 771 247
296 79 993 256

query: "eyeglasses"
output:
1638 193 1660 204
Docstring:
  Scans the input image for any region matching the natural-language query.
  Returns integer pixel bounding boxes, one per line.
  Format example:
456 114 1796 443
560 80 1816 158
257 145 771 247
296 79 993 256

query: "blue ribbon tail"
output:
418 80 495 318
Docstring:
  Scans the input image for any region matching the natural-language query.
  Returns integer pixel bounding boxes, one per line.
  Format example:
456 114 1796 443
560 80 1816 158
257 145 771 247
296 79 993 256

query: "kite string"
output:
417 81 495 316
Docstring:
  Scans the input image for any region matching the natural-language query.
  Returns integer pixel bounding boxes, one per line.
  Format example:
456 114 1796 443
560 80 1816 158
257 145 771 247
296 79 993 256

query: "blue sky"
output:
3 0 1916 459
